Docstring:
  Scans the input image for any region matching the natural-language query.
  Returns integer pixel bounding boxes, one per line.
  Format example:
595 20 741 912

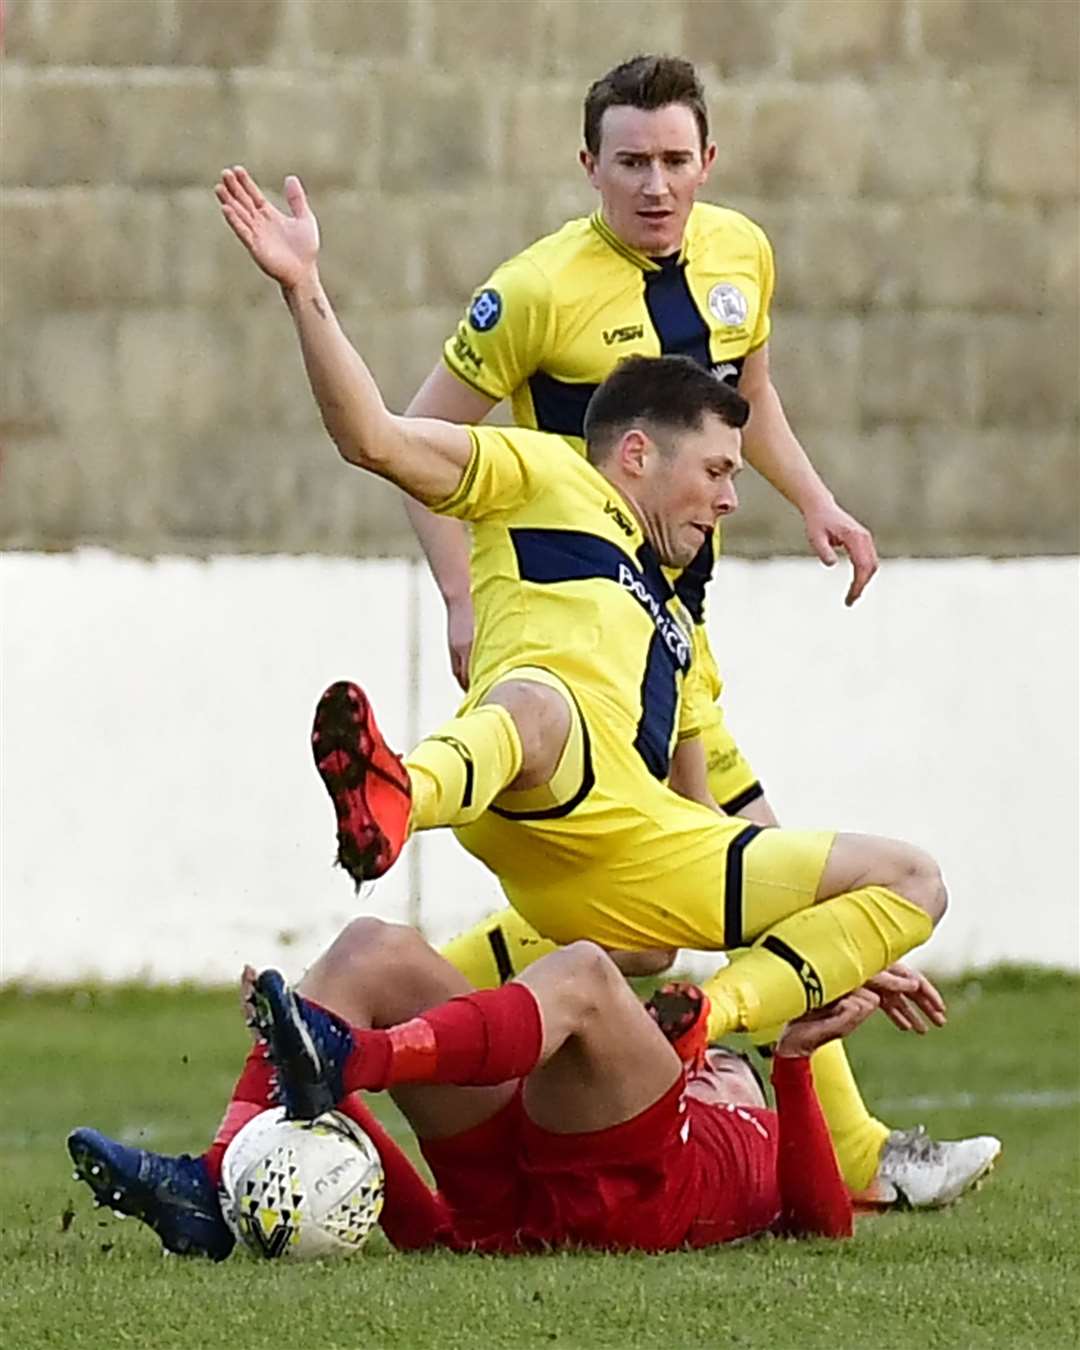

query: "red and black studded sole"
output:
311 681 411 886
645 982 710 1067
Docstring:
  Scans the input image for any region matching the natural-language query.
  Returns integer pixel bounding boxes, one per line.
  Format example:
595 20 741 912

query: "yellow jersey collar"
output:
589 207 698 272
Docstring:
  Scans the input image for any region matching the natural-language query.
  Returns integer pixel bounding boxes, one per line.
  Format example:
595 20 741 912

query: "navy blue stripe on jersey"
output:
634 632 680 777
510 529 691 779
527 370 599 438
633 542 686 778
672 531 715 624
643 256 712 366
511 528 630 586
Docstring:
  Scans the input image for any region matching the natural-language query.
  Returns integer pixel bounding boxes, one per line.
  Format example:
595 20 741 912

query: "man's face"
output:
580 104 716 256
684 1048 766 1110
638 415 742 569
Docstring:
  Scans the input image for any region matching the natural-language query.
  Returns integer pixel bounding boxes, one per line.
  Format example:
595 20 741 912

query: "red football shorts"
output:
420 1075 781 1252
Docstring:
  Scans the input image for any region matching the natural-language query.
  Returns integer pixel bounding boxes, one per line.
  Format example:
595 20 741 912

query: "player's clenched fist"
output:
215 166 320 290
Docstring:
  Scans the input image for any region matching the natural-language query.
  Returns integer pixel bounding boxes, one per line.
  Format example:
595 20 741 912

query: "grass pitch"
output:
1 967 1077 1350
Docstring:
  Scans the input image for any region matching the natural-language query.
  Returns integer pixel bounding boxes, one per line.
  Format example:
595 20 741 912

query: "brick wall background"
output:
2 0 1077 557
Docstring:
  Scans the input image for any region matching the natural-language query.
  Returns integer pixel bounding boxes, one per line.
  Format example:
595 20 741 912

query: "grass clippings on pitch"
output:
1 967 1077 1350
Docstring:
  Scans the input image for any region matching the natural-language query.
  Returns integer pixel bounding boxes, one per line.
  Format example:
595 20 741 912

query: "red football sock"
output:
340 984 543 1093
335 1096 450 1250
772 1055 853 1239
201 1043 275 1186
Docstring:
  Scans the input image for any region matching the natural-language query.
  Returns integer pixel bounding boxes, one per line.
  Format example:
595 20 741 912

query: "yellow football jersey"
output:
431 424 711 784
443 202 774 634
444 203 774 441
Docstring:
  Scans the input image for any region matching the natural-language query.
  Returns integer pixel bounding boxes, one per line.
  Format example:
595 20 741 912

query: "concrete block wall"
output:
2 0 1077 557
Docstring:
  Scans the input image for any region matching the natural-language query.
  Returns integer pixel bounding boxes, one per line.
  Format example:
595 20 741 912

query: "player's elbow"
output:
321 409 388 474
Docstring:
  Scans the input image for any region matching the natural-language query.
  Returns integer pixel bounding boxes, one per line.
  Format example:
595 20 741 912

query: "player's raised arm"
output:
401 365 497 689
216 167 472 505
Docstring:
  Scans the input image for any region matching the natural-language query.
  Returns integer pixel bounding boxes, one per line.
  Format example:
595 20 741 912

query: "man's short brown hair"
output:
583 55 709 156
583 355 749 464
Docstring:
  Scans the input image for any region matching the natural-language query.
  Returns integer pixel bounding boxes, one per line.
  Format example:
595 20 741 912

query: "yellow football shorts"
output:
456 667 832 956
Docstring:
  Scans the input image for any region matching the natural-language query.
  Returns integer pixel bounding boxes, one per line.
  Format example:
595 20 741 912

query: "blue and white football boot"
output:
247 969 353 1120
66 1128 235 1260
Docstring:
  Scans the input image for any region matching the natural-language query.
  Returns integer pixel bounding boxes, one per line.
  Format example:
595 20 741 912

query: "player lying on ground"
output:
217 163 949 1031
68 921 995 1257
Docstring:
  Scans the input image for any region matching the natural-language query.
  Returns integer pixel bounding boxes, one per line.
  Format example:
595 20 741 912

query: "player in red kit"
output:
240 918 942 1252
69 915 974 1257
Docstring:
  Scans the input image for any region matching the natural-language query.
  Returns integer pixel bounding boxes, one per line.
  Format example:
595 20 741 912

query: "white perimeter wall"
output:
2 551 1077 984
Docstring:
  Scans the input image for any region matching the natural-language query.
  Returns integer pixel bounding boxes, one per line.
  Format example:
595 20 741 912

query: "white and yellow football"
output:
220 1108 384 1260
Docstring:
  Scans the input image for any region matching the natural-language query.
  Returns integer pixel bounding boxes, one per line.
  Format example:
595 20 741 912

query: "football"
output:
220 1108 384 1260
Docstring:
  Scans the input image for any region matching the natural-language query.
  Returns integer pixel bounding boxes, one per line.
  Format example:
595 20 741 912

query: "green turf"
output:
1 968 1078 1350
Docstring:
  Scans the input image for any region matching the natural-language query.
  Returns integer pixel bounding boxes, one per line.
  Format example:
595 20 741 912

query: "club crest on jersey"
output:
707 283 749 327
468 288 503 333
711 361 740 386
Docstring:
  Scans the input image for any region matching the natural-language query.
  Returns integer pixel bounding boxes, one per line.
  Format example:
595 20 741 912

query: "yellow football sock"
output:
405 704 522 830
703 884 933 1039
439 907 559 989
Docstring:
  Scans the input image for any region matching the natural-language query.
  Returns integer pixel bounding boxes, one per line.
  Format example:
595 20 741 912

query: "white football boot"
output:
856 1126 1002 1209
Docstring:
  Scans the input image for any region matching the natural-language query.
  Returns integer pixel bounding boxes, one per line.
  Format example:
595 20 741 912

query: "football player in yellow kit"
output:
395 55 992 1210
216 166 973 1210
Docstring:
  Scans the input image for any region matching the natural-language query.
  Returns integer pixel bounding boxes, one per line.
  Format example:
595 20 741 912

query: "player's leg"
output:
253 940 682 1134
64 917 508 1260
701 695 990 1202
516 943 686 1133
293 916 517 1143
702 700 889 1190
312 670 574 886
702 828 946 1039
701 704 905 1175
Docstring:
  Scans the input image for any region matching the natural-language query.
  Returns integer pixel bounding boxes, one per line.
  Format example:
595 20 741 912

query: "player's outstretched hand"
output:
803 500 879 606
215 166 320 289
774 988 881 1058
864 962 948 1034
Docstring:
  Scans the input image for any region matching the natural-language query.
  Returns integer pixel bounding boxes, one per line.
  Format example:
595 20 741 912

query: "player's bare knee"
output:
483 680 571 790
892 847 948 925
321 917 421 982
557 940 623 1019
